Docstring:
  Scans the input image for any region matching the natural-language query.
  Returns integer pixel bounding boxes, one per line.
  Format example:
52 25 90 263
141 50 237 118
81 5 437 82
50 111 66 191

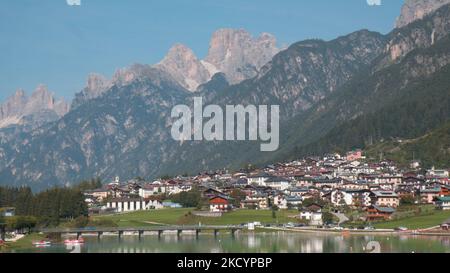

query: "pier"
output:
37 225 243 240
0 224 6 241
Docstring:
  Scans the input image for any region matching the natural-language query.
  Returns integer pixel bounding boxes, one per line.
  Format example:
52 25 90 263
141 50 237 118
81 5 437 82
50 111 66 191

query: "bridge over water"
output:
37 225 245 240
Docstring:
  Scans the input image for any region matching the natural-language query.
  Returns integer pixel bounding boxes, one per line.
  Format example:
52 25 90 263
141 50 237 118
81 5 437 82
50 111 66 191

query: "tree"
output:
322 212 335 225
400 194 416 206
302 197 326 209
171 189 202 208
229 189 246 207
272 205 279 219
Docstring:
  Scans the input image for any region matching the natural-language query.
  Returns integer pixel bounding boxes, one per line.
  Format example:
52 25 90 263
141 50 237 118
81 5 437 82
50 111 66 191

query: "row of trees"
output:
0 179 101 228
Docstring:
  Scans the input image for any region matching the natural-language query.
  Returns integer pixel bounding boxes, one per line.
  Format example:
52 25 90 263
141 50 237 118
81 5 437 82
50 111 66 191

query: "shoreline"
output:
259 227 450 237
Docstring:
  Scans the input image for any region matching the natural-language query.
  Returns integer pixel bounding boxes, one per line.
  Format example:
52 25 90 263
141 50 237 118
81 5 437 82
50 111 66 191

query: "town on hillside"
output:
82 150 450 229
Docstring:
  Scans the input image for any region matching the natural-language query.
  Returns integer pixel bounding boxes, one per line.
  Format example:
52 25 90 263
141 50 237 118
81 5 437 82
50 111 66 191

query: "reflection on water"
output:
11 232 450 253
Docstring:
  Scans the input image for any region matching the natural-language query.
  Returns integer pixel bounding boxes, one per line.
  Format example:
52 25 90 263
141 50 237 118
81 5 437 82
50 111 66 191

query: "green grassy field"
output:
1 233 46 251
374 210 450 229
93 208 299 227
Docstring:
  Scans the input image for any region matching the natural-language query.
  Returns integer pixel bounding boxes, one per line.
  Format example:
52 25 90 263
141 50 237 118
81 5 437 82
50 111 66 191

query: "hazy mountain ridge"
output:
281 4 450 162
2 2 450 189
0 85 69 132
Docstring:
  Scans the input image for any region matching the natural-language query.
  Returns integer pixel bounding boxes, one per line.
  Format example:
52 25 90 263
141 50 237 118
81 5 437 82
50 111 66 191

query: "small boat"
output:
64 237 85 245
33 240 52 247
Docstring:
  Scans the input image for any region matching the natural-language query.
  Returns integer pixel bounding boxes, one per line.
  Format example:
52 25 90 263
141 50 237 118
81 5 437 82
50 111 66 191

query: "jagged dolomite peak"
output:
156 44 212 91
156 28 281 91
396 0 450 28
0 85 69 128
204 29 280 84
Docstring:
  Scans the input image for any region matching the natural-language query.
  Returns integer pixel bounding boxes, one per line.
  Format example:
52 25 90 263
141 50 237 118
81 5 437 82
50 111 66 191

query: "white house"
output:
273 195 288 210
248 172 271 186
427 168 449 178
300 204 323 226
371 191 400 208
106 198 163 213
300 211 323 226
436 197 450 210
265 177 291 191
139 183 166 198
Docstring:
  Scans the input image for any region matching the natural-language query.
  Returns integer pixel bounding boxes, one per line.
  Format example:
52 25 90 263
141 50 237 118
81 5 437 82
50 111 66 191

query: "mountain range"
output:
0 85 69 143
1 0 450 190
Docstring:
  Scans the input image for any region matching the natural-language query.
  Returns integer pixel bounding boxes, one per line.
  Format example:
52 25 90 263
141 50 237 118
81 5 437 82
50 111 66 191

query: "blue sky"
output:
0 0 404 101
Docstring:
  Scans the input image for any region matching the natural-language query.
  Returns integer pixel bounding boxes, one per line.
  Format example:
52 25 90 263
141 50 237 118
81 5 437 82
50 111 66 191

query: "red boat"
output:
64 237 85 245
32 240 52 247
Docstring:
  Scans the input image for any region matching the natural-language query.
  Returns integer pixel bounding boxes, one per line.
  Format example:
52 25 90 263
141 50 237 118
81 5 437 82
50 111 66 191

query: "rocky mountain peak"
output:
86 73 110 93
396 0 450 28
29 84 54 108
155 28 281 92
156 44 211 91
0 85 69 129
13 89 26 98
204 28 280 84
112 63 157 86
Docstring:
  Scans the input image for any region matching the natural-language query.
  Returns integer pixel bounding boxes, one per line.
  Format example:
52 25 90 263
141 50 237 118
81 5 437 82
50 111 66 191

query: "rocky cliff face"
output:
379 3 450 69
156 44 212 91
209 30 387 118
155 28 280 91
0 85 69 129
396 0 450 28
204 29 281 84
71 74 111 109
71 28 280 106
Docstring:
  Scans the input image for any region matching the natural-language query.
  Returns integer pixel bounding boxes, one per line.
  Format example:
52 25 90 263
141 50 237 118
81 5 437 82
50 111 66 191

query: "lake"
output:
10 231 450 253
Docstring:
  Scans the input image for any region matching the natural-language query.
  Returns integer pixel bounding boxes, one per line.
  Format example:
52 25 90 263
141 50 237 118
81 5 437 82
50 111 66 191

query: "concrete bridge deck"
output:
37 225 244 239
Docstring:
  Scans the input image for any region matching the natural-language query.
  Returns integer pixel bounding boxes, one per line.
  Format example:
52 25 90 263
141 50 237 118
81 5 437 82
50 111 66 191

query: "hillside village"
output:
83 150 450 227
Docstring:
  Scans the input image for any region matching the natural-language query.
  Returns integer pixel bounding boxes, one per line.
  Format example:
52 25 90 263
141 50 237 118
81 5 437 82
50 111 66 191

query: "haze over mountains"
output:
1 0 449 190
70 28 281 109
0 85 69 131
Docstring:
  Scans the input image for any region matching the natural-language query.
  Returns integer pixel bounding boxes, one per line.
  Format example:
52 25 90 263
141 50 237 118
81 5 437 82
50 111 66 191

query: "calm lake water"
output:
10 232 450 253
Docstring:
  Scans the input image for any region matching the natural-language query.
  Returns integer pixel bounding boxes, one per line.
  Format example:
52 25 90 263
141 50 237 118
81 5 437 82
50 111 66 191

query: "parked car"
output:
364 226 375 230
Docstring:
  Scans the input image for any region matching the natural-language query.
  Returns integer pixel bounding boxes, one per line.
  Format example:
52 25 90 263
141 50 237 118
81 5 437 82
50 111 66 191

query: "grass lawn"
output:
1 233 46 251
93 208 299 227
178 209 299 226
374 210 450 229
94 208 193 227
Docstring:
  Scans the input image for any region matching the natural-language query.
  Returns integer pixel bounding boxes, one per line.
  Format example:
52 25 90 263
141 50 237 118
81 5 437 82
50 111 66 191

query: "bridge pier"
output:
0 225 6 241
231 229 237 238
37 226 242 242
